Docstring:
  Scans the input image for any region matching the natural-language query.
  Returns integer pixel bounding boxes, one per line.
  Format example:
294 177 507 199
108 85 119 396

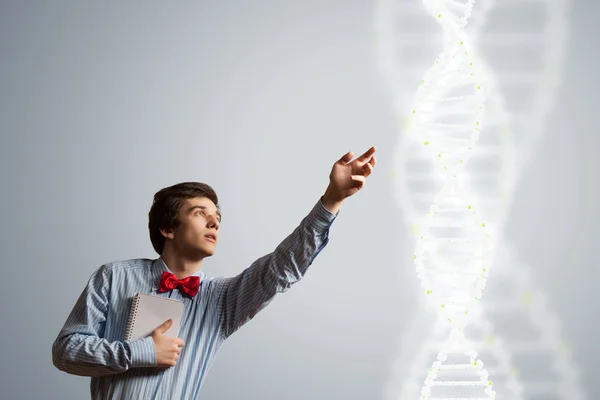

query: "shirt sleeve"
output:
215 196 339 339
52 264 157 377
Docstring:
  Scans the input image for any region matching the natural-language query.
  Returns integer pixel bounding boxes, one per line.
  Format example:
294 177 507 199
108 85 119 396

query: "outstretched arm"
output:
216 147 377 338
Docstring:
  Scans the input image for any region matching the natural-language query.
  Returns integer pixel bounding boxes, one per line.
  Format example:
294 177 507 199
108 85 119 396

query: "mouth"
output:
204 236 216 243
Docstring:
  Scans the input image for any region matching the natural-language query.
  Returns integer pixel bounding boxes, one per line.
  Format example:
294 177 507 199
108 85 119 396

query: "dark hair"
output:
148 182 220 255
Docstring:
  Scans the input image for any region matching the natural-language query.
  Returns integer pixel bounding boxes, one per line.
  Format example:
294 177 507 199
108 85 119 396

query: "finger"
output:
369 155 376 167
155 319 173 335
175 338 186 347
356 146 376 162
351 175 366 188
337 151 354 165
364 156 376 175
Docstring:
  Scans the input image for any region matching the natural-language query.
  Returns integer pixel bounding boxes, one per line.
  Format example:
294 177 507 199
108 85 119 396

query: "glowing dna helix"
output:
400 1 499 399
385 304 523 400
375 0 586 398
384 242 587 400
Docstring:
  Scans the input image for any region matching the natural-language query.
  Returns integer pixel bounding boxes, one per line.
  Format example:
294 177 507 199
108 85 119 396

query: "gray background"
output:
0 1 598 399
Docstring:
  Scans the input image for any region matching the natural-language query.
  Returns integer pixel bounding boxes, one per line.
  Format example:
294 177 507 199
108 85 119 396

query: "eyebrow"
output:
189 205 222 221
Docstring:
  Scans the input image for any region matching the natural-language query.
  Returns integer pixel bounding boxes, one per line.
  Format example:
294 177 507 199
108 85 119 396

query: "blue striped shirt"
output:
52 197 338 399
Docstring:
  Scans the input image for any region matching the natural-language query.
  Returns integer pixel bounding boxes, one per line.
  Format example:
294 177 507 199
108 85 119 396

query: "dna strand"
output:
399 0 501 398
375 0 586 399
384 303 523 400
383 242 587 400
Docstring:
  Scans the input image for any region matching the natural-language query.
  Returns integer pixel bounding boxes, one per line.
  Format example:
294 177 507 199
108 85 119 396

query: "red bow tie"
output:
159 271 200 297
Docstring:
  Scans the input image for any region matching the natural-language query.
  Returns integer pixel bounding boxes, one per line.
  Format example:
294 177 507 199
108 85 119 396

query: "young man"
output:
52 147 377 399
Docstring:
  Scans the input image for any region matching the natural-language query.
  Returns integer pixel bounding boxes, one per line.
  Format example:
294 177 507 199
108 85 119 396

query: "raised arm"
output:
51 265 156 377
216 196 337 338
216 147 377 338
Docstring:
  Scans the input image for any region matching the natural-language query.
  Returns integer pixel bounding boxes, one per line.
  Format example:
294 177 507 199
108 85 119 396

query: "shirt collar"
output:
150 257 206 292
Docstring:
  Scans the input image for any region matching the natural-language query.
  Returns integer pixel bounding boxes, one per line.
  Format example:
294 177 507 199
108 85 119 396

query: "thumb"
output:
154 319 173 335
337 151 354 165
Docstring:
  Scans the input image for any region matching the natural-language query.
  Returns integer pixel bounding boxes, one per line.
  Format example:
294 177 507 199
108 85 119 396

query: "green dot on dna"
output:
424 141 430 145
559 341 572 355
468 205 472 209
438 14 441 18
426 289 432 295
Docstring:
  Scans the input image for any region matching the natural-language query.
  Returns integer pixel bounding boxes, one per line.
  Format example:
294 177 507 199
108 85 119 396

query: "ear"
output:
160 226 175 240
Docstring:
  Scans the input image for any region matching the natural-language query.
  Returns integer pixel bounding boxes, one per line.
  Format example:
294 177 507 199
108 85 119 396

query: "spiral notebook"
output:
124 293 185 341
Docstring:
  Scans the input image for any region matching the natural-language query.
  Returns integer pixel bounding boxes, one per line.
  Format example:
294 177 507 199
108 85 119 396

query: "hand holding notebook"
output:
125 293 186 368
151 318 186 368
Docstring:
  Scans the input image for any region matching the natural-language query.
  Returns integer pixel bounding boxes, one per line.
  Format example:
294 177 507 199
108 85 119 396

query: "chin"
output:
199 247 215 257
186 247 214 260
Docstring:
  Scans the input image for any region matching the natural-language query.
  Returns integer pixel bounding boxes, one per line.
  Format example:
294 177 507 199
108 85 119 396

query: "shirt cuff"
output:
305 197 338 232
128 336 156 368
318 196 340 217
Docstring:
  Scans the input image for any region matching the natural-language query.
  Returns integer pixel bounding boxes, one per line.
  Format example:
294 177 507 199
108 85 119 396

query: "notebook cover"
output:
125 293 185 342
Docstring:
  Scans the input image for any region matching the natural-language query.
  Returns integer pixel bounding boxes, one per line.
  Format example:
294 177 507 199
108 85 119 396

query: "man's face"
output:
168 197 221 259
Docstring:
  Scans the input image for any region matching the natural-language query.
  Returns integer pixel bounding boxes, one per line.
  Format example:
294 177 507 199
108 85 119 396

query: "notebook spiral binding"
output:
124 293 141 341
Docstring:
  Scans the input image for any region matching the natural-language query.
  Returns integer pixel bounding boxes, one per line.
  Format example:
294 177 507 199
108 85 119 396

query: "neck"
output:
160 246 204 279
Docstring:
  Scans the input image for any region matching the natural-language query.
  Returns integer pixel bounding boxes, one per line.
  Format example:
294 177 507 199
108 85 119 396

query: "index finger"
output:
356 146 376 162
175 338 186 347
